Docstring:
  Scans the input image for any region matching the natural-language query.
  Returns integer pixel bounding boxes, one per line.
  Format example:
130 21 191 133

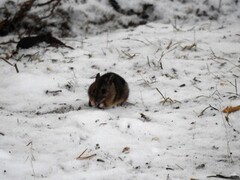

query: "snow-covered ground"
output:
1 0 240 36
1 1 240 180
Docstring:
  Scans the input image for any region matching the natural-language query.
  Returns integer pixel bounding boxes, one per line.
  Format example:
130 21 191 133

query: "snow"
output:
1 0 240 180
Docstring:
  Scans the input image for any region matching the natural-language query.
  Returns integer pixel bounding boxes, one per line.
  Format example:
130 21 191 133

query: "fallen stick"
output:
0 57 19 73
207 174 240 179
223 105 240 114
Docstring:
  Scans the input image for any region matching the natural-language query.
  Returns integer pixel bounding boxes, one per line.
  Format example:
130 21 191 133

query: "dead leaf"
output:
122 147 130 154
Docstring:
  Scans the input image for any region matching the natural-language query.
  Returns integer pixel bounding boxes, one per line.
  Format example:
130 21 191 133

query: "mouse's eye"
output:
101 88 106 94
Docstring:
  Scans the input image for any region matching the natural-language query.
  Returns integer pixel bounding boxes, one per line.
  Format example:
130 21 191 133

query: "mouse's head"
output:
88 73 115 108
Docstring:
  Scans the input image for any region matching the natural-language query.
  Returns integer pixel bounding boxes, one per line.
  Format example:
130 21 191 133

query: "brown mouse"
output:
88 72 129 108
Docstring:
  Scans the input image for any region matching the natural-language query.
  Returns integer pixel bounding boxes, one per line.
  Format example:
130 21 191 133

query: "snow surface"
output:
1 1 240 180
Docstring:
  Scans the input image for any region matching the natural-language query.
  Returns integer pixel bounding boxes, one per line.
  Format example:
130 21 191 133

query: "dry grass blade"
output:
182 43 196 51
156 88 179 105
76 149 97 160
77 154 97 160
122 37 150 46
76 149 87 159
210 49 240 68
166 40 172 50
198 104 218 117
121 50 137 59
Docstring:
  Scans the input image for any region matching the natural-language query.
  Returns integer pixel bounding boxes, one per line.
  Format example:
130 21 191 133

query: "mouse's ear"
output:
95 73 100 80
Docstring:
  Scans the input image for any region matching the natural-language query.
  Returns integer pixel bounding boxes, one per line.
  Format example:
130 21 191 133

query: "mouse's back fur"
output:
88 72 129 108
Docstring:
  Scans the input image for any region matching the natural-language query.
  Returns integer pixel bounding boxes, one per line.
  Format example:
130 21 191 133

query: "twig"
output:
0 57 12 66
0 132 5 136
223 105 240 114
14 64 19 73
0 57 19 73
37 0 56 6
40 0 60 19
207 174 240 179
